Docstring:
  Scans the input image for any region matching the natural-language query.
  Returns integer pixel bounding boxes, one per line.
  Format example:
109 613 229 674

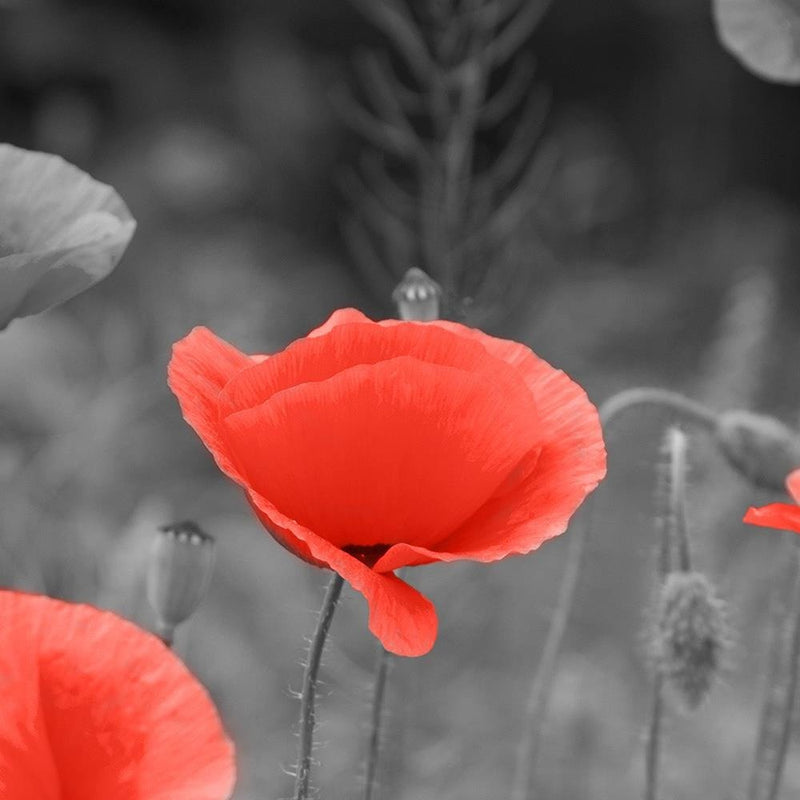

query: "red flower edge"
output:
743 468 800 532
0 590 235 800
169 308 606 656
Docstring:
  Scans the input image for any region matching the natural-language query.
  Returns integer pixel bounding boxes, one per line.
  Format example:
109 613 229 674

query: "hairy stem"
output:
364 645 392 800
294 572 345 800
748 542 800 800
509 388 717 800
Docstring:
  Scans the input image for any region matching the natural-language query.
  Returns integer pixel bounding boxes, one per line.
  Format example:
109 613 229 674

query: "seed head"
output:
715 410 800 491
652 571 727 709
148 521 216 644
392 267 442 321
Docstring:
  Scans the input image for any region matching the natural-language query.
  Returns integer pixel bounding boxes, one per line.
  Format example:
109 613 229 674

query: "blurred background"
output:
2 0 800 798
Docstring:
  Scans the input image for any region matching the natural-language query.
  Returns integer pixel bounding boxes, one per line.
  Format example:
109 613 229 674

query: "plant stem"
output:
747 542 800 800
644 674 665 800
294 572 345 800
509 388 717 800
364 644 392 800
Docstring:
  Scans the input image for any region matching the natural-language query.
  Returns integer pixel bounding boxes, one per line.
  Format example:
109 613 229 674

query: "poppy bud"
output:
391 267 442 321
715 410 800 491
148 521 216 644
652 571 727 709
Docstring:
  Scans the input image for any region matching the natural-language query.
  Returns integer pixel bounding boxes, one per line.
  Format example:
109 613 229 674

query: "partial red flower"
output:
169 308 606 657
0 590 235 800
743 468 800 533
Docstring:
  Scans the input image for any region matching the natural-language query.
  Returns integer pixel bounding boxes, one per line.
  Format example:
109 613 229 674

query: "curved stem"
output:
294 572 345 800
364 645 392 800
509 388 717 800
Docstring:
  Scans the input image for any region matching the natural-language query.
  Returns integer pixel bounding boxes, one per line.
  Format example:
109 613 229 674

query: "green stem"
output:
364 645 392 800
293 572 345 800
509 388 717 800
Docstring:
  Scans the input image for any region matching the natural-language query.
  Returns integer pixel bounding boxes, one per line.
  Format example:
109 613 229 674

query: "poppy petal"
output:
168 326 255 480
222 356 538 550
0 591 235 800
246 490 437 656
743 503 800 533
375 363 604 566
0 144 136 327
787 469 800 505
308 307 371 337
0 595 60 800
216 316 535 422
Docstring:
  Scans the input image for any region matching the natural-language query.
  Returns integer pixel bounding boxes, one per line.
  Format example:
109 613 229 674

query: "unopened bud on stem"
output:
715 410 800 491
392 267 442 321
148 521 216 646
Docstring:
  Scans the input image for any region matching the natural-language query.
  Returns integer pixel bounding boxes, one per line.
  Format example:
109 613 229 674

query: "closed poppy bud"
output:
715 410 800 491
0 143 136 329
391 267 442 321
652 571 727 709
148 521 216 643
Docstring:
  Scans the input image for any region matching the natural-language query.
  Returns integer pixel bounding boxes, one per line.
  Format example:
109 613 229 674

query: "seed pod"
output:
653 571 727 709
148 521 216 645
392 267 442 321
715 410 800 491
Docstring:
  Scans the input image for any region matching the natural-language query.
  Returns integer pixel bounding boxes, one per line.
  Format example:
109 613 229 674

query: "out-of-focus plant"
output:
512 389 800 800
644 428 728 800
743 469 800 800
338 0 554 320
0 143 135 329
147 521 217 648
713 0 800 84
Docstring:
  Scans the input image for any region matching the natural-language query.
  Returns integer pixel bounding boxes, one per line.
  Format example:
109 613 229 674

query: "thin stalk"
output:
644 427 688 800
364 645 392 800
510 388 717 800
666 427 691 573
644 674 665 800
294 572 345 800
747 542 800 800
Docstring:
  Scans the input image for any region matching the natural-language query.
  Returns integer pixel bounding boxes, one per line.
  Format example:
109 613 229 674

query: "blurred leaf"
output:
713 0 800 84
0 143 136 328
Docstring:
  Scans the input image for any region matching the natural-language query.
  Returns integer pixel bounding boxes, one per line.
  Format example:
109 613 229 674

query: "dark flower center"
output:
343 543 391 568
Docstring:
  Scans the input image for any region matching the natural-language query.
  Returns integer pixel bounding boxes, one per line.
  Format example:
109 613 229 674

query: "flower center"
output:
343 543 391 568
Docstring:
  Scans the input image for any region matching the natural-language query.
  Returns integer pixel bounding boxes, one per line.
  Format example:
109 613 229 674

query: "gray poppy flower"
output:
0 143 136 328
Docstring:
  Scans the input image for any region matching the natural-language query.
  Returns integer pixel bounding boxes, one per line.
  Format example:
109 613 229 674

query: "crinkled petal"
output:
0 591 235 800
307 307 371 337
222 356 538 549
374 344 605 567
246 490 437 656
217 315 535 421
0 144 136 327
787 469 800 505
168 326 256 480
744 502 800 533
0 593 59 800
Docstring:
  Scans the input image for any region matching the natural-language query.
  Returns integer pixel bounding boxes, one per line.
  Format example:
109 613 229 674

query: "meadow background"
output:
2 1 800 798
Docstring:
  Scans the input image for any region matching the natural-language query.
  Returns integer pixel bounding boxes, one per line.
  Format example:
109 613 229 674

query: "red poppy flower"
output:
169 308 606 657
0 590 235 800
743 468 800 532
